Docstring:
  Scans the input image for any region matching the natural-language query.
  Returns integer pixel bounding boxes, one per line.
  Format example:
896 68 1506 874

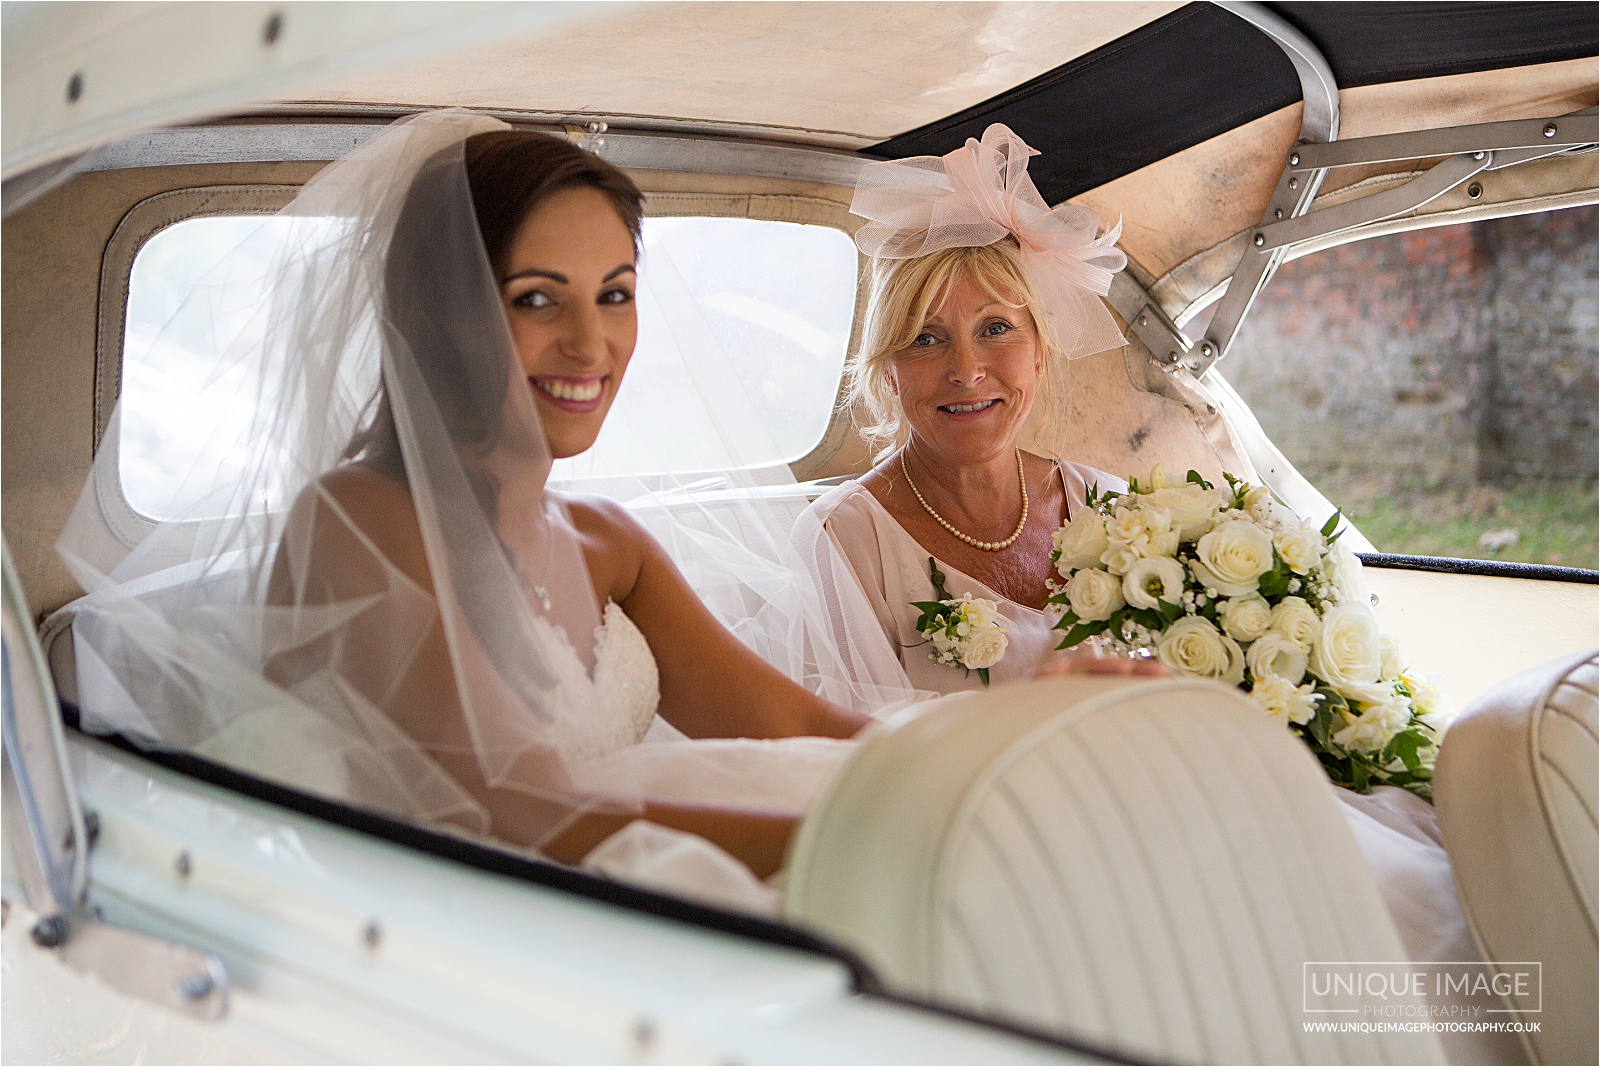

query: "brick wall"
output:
1218 206 1598 488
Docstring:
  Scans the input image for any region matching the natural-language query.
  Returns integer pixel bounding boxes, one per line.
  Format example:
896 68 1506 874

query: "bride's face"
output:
499 185 639 459
890 272 1044 466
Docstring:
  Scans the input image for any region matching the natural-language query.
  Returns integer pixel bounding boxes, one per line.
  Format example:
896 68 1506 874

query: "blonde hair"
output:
845 239 1063 457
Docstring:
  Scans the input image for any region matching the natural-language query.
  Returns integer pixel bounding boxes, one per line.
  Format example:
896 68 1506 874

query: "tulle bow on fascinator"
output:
851 123 1128 359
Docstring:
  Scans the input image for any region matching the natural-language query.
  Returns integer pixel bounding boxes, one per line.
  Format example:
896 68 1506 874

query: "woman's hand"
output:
1035 647 1169 679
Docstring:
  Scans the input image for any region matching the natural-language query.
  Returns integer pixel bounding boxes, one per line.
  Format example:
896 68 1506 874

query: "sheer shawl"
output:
57 113 634 846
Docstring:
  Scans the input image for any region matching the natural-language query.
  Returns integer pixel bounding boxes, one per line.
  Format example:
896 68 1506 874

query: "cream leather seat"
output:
1435 649 1599 1066
784 675 1444 1065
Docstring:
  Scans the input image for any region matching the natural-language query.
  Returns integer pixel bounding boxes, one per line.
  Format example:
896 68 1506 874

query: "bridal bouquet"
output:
1046 466 1453 799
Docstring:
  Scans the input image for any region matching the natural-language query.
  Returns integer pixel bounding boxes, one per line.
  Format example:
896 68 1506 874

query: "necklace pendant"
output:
533 585 552 612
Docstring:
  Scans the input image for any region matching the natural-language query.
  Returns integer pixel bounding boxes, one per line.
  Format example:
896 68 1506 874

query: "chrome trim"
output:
72 121 868 186
1211 0 1340 145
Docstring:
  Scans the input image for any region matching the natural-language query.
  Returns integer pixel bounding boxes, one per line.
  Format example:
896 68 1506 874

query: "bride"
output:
59 112 885 891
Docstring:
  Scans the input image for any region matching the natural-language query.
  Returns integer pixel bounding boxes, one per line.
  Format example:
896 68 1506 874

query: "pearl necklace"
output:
900 448 1028 552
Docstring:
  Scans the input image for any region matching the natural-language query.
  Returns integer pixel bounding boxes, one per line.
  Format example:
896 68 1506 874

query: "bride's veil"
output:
57 112 631 846
55 110 922 855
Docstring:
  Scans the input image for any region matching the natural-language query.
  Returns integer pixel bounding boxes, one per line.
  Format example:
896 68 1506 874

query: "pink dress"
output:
804 461 1124 696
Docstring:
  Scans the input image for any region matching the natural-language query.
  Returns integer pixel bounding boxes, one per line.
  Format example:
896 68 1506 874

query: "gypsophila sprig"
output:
1044 465 1455 800
910 557 1009 686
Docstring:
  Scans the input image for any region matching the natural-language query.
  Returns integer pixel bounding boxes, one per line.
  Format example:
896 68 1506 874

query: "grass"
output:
1302 470 1599 570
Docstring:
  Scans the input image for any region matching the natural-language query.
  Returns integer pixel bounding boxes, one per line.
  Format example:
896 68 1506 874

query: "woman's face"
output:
890 272 1044 467
499 185 638 460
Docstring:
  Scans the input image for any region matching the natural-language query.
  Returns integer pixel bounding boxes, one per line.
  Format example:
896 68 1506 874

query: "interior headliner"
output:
274 2 1185 148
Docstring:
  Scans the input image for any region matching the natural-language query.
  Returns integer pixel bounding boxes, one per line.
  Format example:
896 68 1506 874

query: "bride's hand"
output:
1035 647 1169 679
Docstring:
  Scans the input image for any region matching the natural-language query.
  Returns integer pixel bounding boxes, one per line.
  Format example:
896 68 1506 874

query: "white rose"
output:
1122 556 1187 610
1141 483 1227 541
1190 519 1276 596
962 625 1008 670
1379 634 1404 681
1321 539 1371 606
1217 593 1273 643
1308 603 1384 697
1269 596 1321 650
1066 567 1125 622
1274 525 1322 575
1156 616 1245 684
1250 673 1321 726
1143 527 1181 559
1246 631 1309 684
1052 510 1109 575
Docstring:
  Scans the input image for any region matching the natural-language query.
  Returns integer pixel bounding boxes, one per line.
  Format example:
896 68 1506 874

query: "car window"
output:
120 214 857 520
1211 207 1599 569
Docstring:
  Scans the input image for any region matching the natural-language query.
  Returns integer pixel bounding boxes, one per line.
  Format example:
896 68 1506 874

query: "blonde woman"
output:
798 124 1144 693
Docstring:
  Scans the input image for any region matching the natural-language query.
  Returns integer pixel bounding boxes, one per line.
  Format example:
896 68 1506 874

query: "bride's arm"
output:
569 496 871 740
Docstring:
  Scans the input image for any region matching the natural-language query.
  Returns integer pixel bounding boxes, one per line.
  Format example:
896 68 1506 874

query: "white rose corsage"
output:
912 557 1009 685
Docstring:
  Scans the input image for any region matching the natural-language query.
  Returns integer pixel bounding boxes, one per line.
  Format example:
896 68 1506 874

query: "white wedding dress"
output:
559 602 859 914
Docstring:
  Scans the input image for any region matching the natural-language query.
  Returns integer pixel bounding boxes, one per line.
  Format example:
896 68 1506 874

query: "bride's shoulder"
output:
551 491 654 556
287 465 430 590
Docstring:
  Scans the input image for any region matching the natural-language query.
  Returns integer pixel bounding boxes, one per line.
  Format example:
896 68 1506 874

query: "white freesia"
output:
1191 519 1276 596
1143 464 1178 490
1243 485 1277 526
1052 509 1109 575
1332 694 1412 755
1269 596 1320 650
1246 631 1309 684
1122 556 1186 610
1322 537 1371 606
1066 566 1125 622
1099 541 1144 576
1379 634 1404 681
1217 593 1273 643
1156 616 1245 684
1250 673 1321 725
1405 674 1455 736
1309 603 1385 697
1107 507 1148 544
1274 524 1322 575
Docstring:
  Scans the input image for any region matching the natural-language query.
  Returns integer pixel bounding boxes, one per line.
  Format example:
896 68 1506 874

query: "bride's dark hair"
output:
348 129 644 482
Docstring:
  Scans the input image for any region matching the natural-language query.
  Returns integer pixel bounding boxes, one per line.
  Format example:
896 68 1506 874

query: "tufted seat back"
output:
1435 649 1599 1065
784 675 1445 1065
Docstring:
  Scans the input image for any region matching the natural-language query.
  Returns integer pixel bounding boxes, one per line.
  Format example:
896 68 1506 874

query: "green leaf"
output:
977 667 990 686
1159 598 1185 624
1130 606 1164 630
1051 609 1082 631
1186 470 1213 490
910 600 947 614
1384 728 1427 772
1054 620 1107 649
1320 510 1342 539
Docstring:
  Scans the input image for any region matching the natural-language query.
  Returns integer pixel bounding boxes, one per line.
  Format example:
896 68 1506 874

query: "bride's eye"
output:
982 319 1014 337
511 289 554 310
599 286 634 306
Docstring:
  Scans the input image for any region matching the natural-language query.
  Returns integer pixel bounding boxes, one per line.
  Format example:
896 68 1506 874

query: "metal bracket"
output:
1197 1 1597 377
1105 272 1205 375
2 540 229 1020
1198 1 1340 375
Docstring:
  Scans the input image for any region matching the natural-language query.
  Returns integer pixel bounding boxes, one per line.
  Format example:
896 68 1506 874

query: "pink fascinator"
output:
851 123 1128 360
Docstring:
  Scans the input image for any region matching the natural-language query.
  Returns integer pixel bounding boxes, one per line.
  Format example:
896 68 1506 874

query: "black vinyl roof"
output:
867 1 1600 204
